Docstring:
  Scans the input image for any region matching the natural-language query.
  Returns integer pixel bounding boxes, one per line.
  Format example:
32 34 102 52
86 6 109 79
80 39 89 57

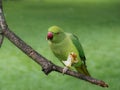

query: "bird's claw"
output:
62 66 68 74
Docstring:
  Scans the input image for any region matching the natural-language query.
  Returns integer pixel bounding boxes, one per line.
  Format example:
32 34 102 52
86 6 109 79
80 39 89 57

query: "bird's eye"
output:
56 32 60 35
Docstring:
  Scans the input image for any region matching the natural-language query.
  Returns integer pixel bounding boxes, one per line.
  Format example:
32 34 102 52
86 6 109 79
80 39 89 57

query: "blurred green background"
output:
0 0 120 90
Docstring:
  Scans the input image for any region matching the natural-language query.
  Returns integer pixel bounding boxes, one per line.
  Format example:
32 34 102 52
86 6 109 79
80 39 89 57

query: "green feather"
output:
70 34 86 66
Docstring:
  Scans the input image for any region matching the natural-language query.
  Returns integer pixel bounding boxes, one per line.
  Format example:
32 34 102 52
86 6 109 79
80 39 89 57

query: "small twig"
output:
0 0 108 88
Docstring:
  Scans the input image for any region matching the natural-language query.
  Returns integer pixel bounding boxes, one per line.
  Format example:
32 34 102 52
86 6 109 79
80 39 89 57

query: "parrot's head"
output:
47 26 66 43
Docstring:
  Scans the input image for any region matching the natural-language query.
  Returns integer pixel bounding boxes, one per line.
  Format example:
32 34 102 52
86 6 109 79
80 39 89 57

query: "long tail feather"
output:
75 64 91 76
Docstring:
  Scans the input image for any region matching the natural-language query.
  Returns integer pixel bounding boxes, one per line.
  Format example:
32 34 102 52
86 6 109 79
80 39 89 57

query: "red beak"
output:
47 32 53 40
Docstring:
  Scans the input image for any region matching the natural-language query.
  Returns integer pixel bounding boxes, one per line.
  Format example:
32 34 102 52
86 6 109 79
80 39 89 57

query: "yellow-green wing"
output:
70 34 86 66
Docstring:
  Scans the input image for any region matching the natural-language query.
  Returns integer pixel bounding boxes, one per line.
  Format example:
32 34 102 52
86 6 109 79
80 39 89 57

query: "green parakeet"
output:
47 26 90 76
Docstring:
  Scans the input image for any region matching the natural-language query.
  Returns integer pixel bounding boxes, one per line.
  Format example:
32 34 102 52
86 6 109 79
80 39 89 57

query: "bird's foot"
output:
62 66 69 74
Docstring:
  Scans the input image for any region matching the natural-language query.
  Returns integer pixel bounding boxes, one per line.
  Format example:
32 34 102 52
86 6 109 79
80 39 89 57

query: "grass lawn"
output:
0 0 120 90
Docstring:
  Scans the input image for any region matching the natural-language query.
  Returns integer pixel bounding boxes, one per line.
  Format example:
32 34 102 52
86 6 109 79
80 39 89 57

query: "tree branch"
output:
0 0 108 88
0 0 4 47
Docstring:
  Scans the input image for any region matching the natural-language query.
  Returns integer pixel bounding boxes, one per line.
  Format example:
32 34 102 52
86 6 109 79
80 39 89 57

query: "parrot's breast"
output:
49 35 80 61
